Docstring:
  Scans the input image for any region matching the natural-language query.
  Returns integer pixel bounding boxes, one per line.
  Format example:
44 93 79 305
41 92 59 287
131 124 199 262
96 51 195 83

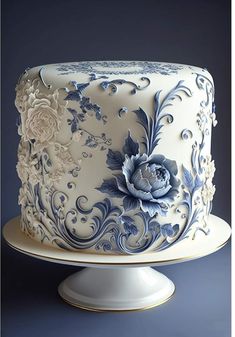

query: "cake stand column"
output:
58 266 175 311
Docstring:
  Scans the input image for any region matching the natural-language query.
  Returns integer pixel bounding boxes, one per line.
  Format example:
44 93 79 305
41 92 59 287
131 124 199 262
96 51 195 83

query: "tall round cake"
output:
15 61 217 254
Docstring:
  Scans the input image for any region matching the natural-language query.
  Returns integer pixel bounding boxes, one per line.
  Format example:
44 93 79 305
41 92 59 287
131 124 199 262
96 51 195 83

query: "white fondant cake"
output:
15 61 217 254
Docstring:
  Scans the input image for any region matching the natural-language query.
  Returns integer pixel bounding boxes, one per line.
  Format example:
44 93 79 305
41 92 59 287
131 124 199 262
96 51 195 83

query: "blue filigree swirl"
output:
181 129 193 140
173 141 205 243
118 107 128 118
99 77 150 95
134 80 192 155
20 182 181 254
194 73 214 108
114 213 180 254
39 67 52 89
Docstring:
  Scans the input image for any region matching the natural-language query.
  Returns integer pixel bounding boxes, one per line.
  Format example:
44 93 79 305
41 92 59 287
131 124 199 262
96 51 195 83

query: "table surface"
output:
2 238 231 337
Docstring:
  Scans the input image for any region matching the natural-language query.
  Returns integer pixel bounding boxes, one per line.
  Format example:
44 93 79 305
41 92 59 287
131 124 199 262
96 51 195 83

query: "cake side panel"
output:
15 64 217 254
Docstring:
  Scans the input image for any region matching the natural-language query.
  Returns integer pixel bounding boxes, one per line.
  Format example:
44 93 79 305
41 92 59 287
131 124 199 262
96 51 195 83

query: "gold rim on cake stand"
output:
57 288 176 313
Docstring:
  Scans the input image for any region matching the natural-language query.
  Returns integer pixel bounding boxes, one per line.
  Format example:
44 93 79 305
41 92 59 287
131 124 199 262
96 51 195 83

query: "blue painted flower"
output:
97 131 180 217
121 153 180 216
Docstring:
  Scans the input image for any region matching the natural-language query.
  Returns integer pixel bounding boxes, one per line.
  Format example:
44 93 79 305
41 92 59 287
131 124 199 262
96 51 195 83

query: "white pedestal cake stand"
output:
3 214 231 312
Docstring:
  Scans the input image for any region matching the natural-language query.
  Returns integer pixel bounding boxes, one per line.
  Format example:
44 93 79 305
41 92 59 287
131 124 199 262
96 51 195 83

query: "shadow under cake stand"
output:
3 214 231 312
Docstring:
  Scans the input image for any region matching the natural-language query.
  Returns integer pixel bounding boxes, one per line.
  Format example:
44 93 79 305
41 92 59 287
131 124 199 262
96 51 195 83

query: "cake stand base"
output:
58 267 174 311
3 214 231 312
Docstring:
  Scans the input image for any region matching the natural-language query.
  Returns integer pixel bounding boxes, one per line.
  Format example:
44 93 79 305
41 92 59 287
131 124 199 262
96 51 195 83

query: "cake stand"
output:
3 214 231 312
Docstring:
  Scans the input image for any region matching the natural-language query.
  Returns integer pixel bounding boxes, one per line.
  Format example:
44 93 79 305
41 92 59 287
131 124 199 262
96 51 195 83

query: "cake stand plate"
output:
3 215 231 312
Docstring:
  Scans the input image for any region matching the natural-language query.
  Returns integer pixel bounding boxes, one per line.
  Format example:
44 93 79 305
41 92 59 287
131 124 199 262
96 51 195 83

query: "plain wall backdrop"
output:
1 0 231 336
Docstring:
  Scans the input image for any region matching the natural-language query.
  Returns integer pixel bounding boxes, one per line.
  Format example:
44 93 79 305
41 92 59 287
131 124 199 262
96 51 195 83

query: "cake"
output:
15 61 217 254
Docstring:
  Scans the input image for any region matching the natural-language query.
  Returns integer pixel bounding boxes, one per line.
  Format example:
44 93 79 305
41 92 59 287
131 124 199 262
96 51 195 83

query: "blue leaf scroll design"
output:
96 178 125 198
161 223 180 238
194 73 215 108
121 216 138 236
32 188 124 250
21 179 182 254
106 149 125 170
122 130 139 156
115 212 180 254
175 145 205 242
134 80 192 155
182 165 194 193
105 130 139 171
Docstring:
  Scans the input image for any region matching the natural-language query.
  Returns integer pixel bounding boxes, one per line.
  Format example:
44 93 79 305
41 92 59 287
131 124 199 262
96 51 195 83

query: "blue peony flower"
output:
97 131 180 217
121 153 180 216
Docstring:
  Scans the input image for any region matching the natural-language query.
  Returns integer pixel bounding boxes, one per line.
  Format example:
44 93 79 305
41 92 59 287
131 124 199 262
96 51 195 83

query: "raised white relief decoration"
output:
15 77 67 153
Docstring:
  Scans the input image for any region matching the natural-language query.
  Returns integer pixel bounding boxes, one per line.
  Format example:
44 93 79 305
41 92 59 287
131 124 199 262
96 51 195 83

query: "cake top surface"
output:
18 61 213 95
50 60 200 75
21 60 212 79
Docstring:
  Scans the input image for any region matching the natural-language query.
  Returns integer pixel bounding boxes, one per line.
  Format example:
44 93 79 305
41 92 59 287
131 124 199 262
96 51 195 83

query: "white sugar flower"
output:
15 78 67 153
201 182 216 204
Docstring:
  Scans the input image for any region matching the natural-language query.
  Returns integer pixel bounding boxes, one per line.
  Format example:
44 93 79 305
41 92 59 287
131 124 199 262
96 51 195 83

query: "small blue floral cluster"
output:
65 81 102 121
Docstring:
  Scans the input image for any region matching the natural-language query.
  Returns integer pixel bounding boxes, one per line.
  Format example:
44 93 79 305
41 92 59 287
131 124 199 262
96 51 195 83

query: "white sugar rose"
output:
26 104 59 145
15 77 67 152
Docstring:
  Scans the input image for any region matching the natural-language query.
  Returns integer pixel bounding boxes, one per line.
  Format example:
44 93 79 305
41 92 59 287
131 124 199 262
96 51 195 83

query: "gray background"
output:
1 0 231 336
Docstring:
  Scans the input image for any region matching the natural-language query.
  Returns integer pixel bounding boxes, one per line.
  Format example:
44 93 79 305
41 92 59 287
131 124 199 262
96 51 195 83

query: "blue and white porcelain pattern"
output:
15 61 217 254
55 61 185 75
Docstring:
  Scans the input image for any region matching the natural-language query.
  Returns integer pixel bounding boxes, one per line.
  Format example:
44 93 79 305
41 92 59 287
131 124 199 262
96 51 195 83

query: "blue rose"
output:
97 131 180 217
121 153 180 216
